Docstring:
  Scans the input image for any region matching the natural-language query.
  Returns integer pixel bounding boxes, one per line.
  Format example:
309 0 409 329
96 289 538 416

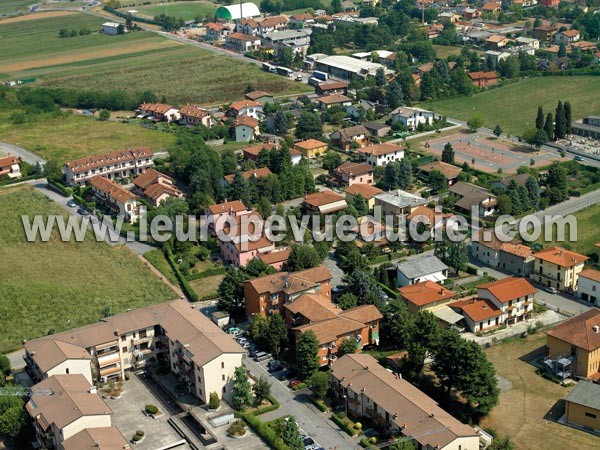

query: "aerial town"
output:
1 0 600 449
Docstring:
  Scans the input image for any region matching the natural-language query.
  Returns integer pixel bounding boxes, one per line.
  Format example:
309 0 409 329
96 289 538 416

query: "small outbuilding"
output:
216 3 260 21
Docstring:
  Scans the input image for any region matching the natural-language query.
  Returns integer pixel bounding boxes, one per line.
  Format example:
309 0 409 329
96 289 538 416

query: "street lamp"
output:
343 393 348 417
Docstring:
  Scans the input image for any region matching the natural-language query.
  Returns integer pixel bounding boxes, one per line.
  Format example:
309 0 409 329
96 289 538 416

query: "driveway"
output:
323 250 344 287
243 356 358 450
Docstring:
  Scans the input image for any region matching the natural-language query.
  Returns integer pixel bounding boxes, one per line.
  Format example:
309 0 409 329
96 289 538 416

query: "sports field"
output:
125 1 218 21
425 77 600 136
0 12 309 103
0 186 176 353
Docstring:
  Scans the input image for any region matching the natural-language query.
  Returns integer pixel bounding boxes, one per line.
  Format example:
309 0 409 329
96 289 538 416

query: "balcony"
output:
132 335 152 345
98 353 121 368
100 364 121 377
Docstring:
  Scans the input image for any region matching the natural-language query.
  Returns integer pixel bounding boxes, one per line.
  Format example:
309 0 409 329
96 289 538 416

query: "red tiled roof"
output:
245 90 272 100
304 191 345 207
0 155 19 167
562 29 580 37
451 298 502 322
477 277 537 303
547 308 600 351
344 183 383 199
318 94 352 105
295 139 327 150
90 176 136 204
230 99 262 111
139 103 174 114
207 200 248 215
224 167 272 183
398 280 455 307
579 269 600 283
179 104 210 119
228 32 259 42
66 148 153 174
232 115 259 128
357 142 404 156
533 246 588 268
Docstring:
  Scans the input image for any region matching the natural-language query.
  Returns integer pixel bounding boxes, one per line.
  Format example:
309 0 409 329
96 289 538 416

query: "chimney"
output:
89 386 97 394
593 325 600 334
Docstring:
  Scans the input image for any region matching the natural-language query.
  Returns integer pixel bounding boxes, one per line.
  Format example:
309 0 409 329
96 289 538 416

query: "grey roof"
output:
396 255 448 279
564 381 600 411
364 121 390 131
264 29 312 42
433 306 464 325
375 189 427 209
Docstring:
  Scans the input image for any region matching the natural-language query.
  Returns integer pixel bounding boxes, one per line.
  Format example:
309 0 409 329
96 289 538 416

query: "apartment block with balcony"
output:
24 300 244 404
531 247 588 293
477 277 537 325
65 147 154 185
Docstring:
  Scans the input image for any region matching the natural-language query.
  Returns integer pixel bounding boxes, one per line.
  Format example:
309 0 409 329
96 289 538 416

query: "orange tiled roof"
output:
139 102 174 114
579 269 600 283
207 200 248 215
224 167 272 183
344 183 383 199
66 148 153 174
547 308 600 351
295 139 327 150
451 298 502 322
0 155 19 167
179 104 210 119
90 176 136 204
477 277 537 303
398 280 455 307
533 246 588 268
357 142 404 157
232 115 260 128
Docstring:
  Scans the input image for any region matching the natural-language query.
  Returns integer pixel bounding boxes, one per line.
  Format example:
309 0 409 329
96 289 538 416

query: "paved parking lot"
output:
106 375 189 449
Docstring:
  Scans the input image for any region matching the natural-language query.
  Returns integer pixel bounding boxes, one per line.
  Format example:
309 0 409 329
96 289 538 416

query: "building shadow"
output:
543 399 565 423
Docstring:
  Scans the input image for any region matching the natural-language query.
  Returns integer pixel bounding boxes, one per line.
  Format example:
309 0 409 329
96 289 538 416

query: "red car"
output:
288 378 302 389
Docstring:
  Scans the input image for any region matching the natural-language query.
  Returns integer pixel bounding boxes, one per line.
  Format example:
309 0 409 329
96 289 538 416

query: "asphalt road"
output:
0 140 45 166
244 355 358 450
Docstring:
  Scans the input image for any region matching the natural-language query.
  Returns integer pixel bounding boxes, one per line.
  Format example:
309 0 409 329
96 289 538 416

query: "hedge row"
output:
378 282 399 300
0 173 44 186
48 180 72 197
164 243 198 301
186 266 227 281
252 395 280 416
310 396 328 412
238 413 288 450
103 6 160 26
331 413 357 437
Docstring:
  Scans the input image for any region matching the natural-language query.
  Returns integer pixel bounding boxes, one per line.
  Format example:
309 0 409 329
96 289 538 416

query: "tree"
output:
208 392 221 409
388 440 416 450
322 151 343 171
253 375 272 406
532 129 548 150
441 142 455 164
352 193 369 216
467 114 483 131
546 163 568 204
278 47 293 66
0 404 26 437
375 67 386 87
429 170 447 194
344 269 387 307
497 194 512 215
558 42 567 57
296 111 323 140
525 176 540 209
309 371 329 400
248 314 269 347
296 331 319 380
535 106 544 130
0 356 10 377
98 109 110 121
337 292 358 310
44 159 63 182
544 113 554 141
554 100 566 139
266 313 288 356
493 124 502 138
564 100 572 134
331 0 342 13
287 244 322 271
217 269 248 316
273 110 291 136
282 417 304 450
231 367 253 410
340 337 357 355
398 158 413 190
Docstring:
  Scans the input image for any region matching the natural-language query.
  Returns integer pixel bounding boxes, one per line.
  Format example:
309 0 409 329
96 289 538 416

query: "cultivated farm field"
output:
425 77 600 136
0 186 176 354
125 1 218 21
0 0 35 15
0 110 176 164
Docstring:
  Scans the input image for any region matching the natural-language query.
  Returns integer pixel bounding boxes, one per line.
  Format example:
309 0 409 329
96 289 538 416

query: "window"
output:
121 335 126 341
585 412 597 419
122 347 127 353
222 374 225 381
221 362 225 369
66 368 69 374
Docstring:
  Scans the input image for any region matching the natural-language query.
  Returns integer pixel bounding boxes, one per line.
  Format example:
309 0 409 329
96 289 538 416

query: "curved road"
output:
0 141 45 166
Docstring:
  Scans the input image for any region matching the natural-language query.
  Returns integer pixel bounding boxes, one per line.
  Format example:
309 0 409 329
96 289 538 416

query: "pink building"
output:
205 200 251 235
221 236 276 266
331 162 374 187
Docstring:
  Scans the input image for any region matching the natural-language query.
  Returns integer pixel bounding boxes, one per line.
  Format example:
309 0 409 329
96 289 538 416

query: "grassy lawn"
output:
0 186 176 353
0 110 176 164
0 0 35 15
144 249 179 286
424 77 600 136
127 1 217 20
482 333 599 449
535 203 600 257
432 45 465 59
189 274 224 298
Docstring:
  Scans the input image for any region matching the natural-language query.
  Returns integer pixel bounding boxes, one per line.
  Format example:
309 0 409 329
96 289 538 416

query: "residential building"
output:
263 29 312 57
418 160 462 186
346 100 384 121
138 103 179 122
390 107 435 130
571 40 598 52
102 22 121 35
179 104 214 127
531 246 589 292
490 173 532 190
555 29 581 44
226 32 262 52
315 81 349 96
396 255 448 287
486 34 509 49
231 115 260 142
242 143 278 161
449 298 502 333
294 139 328 158
228 99 264 120
577 269 600 305
65 148 153 185
344 183 383 210
398 280 456 315
317 94 353 110
258 247 291 271
205 200 251 235
498 242 536 276
24 300 245 403
374 189 427 217
356 142 405 167
303 191 347 214
477 277 537 325
363 121 391 138
449 181 497 217
516 36 540 49
572 116 600 139
533 25 558 41
463 7 481 20
220 235 276 267
540 0 559 6
63 427 129 450
132 168 183 207
330 354 480 450
0 155 21 179
329 124 370 150
289 13 315 29
244 90 274 105
89 176 140 223
289 297 382 365
244 266 333 317
223 167 273 184
205 22 233 41
406 205 451 235
236 16 288 36
314 55 392 80
26 374 116 450
467 71 499 88
331 161 374 187
563 381 600 432
485 50 511 69
546 308 600 380
439 12 460 23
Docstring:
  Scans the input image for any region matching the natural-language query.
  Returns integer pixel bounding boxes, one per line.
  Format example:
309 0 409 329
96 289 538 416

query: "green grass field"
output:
126 1 217 21
0 0 35 15
0 12 309 103
425 77 600 136
0 187 176 353
0 110 176 164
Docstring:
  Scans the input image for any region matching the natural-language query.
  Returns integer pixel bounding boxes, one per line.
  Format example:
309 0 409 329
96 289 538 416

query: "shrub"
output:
136 430 144 437
229 419 246 436
354 422 362 430
239 413 287 450
132 434 142 442
145 404 158 415
208 392 220 410
310 396 328 412
331 413 357 436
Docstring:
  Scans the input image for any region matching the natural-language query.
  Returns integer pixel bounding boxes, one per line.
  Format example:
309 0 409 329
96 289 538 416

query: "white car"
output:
546 286 558 294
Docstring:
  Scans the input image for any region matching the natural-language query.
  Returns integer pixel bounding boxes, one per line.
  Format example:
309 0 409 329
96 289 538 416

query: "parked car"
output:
254 351 272 362
226 327 242 335
267 360 284 372
66 199 77 207
574 155 584 161
546 286 558 294
288 378 302 388
76 207 87 215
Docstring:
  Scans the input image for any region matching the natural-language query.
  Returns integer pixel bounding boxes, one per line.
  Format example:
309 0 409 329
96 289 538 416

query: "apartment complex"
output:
530 246 589 293
471 230 535 277
577 269 600 305
477 277 537 325
244 266 332 318
65 148 154 185
89 175 140 223
284 294 382 365
132 168 184 207
330 354 480 450
24 300 245 404
546 308 600 381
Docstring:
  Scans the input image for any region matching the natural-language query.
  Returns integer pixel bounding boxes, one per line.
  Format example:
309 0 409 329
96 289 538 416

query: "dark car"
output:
76 207 87 215
268 360 284 372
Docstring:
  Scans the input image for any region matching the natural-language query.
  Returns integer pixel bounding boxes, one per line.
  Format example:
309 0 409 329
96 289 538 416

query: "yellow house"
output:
344 183 383 210
564 381 600 433
294 139 328 158
546 308 600 380
530 246 588 293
